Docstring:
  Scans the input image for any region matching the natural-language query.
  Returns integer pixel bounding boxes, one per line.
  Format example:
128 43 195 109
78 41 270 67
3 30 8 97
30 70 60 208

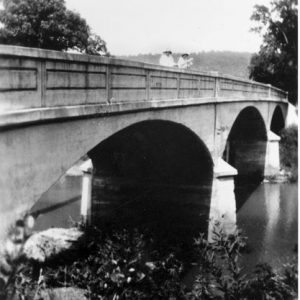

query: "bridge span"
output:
0 45 288 241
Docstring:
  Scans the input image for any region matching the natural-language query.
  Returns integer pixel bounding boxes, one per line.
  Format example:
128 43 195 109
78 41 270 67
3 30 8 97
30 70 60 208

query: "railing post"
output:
214 76 220 98
146 69 150 101
177 74 180 98
268 84 272 99
80 160 93 225
106 65 112 104
38 60 46 107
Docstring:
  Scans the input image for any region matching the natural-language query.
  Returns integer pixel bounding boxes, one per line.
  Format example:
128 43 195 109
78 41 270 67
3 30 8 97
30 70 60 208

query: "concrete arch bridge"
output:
0 46 288 241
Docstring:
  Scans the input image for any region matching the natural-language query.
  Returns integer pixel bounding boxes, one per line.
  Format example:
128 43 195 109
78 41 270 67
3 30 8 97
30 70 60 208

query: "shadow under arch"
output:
223 107 268 211
88 120 214 244
270 105 285 135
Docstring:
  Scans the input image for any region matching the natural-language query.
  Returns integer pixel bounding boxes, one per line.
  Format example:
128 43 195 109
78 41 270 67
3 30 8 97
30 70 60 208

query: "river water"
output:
31 175 298 273
237 182 298 271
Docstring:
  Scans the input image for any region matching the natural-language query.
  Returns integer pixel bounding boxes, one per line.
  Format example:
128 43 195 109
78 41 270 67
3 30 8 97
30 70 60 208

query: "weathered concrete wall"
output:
0 45 288 242
0 100 286 241
211 101 288 163
264 131 281 176
0 105 216 241
0 45 287 113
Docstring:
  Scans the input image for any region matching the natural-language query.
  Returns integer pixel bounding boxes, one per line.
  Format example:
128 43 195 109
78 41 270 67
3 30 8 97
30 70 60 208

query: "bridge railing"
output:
0 45 287 112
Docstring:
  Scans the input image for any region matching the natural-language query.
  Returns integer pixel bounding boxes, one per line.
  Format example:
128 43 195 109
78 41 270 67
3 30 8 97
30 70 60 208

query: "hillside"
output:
119 51 253 79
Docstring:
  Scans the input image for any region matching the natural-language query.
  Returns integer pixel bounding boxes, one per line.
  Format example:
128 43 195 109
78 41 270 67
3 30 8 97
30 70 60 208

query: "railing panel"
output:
149 70 178 100
150 89 178 100
219 79 270 99
109 66 148 102
1 69 37 91
199 76 215 98
111 74 146 89
270 88 285 100
0 57 42 111
110 66 147 75
111 89 147 103
178 76 198 98
0 46 288 112
44 60 107 106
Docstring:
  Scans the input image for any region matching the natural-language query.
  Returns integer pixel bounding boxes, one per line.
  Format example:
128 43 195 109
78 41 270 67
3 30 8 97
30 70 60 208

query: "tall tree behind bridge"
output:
249 0 297 105
0 0 108 55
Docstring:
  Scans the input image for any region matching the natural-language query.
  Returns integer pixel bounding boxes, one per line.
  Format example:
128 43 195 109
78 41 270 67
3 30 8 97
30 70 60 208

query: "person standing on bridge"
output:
159 50 176 67
177 53 193 69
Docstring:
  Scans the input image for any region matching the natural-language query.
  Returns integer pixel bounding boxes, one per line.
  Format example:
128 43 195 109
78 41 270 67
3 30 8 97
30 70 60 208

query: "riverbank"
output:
1 222 297 300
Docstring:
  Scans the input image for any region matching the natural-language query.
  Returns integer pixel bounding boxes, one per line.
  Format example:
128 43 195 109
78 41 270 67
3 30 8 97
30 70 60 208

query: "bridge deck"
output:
0 45 287 127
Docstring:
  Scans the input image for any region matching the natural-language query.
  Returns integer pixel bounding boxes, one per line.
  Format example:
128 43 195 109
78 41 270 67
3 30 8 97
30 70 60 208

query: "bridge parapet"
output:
0 45 287 113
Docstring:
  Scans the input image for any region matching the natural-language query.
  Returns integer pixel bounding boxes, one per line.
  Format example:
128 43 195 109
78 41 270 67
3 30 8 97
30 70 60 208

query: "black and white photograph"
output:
0 0 298 299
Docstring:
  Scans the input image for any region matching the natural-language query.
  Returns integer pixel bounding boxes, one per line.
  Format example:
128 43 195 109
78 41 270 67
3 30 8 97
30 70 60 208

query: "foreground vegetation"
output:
280 125 298 182
2 222 297 300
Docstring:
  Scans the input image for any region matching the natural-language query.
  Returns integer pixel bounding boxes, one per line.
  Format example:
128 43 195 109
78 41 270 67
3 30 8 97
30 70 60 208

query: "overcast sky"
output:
66 0 271 56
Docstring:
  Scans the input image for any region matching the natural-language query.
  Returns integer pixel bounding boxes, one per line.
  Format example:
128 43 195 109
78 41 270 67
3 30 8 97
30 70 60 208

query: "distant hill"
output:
118 51 253 79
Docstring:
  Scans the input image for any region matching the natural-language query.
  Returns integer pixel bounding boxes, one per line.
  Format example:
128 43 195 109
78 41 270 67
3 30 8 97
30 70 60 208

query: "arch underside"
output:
270 105 285 135
223 106 268 210
88 120 214 242
0 99 287 244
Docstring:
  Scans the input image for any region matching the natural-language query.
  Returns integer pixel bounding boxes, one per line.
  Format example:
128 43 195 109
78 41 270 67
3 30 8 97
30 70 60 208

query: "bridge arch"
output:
87 120 214 240
270 105 285 135
223 106 268 209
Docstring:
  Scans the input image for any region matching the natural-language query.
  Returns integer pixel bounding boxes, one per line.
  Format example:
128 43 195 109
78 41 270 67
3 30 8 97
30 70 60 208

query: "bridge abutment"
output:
208 158 237 242
264 131 281 177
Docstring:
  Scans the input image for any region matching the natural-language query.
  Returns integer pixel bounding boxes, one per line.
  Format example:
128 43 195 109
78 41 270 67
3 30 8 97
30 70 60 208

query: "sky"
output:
67 0 272 56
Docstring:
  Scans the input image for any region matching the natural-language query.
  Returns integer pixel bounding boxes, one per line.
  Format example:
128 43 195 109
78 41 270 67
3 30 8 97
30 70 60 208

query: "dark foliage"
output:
0 0 108 55
249 0 297 104
189 223 297 299
3 223 298 299
280 125 298 181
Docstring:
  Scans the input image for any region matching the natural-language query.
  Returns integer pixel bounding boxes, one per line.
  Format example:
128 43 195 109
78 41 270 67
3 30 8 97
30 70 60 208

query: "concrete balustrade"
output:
0 45 287 116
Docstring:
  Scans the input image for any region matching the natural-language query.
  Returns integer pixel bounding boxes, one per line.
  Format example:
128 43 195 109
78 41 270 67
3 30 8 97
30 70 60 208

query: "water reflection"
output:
91 178 212 245
263 184 280 263
237 183 298 271
31 172 297 274
30 175 82 231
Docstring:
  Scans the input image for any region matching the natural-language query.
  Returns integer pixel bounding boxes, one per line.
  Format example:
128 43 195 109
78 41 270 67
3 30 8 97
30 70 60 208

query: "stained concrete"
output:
0 45 288 242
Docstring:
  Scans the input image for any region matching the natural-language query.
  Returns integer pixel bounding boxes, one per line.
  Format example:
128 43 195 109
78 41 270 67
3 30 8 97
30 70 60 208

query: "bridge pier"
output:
208 158 237 242
79 159 94 225
264 131 281 177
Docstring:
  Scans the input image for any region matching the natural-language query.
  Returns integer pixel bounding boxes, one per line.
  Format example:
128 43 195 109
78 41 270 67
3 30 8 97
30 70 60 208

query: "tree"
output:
249 0 297 105
0 0 108 55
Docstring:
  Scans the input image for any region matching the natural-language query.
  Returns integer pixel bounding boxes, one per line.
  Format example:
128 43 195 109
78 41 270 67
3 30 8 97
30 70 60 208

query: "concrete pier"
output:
264 131 281 177
79 160 93 225
208 158 237 241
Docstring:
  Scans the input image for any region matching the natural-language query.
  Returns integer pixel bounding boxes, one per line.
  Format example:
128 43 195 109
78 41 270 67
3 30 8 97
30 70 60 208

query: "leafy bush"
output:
280 125 298 181
187 222 297 300
12 227 188 300
4 223 298 300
